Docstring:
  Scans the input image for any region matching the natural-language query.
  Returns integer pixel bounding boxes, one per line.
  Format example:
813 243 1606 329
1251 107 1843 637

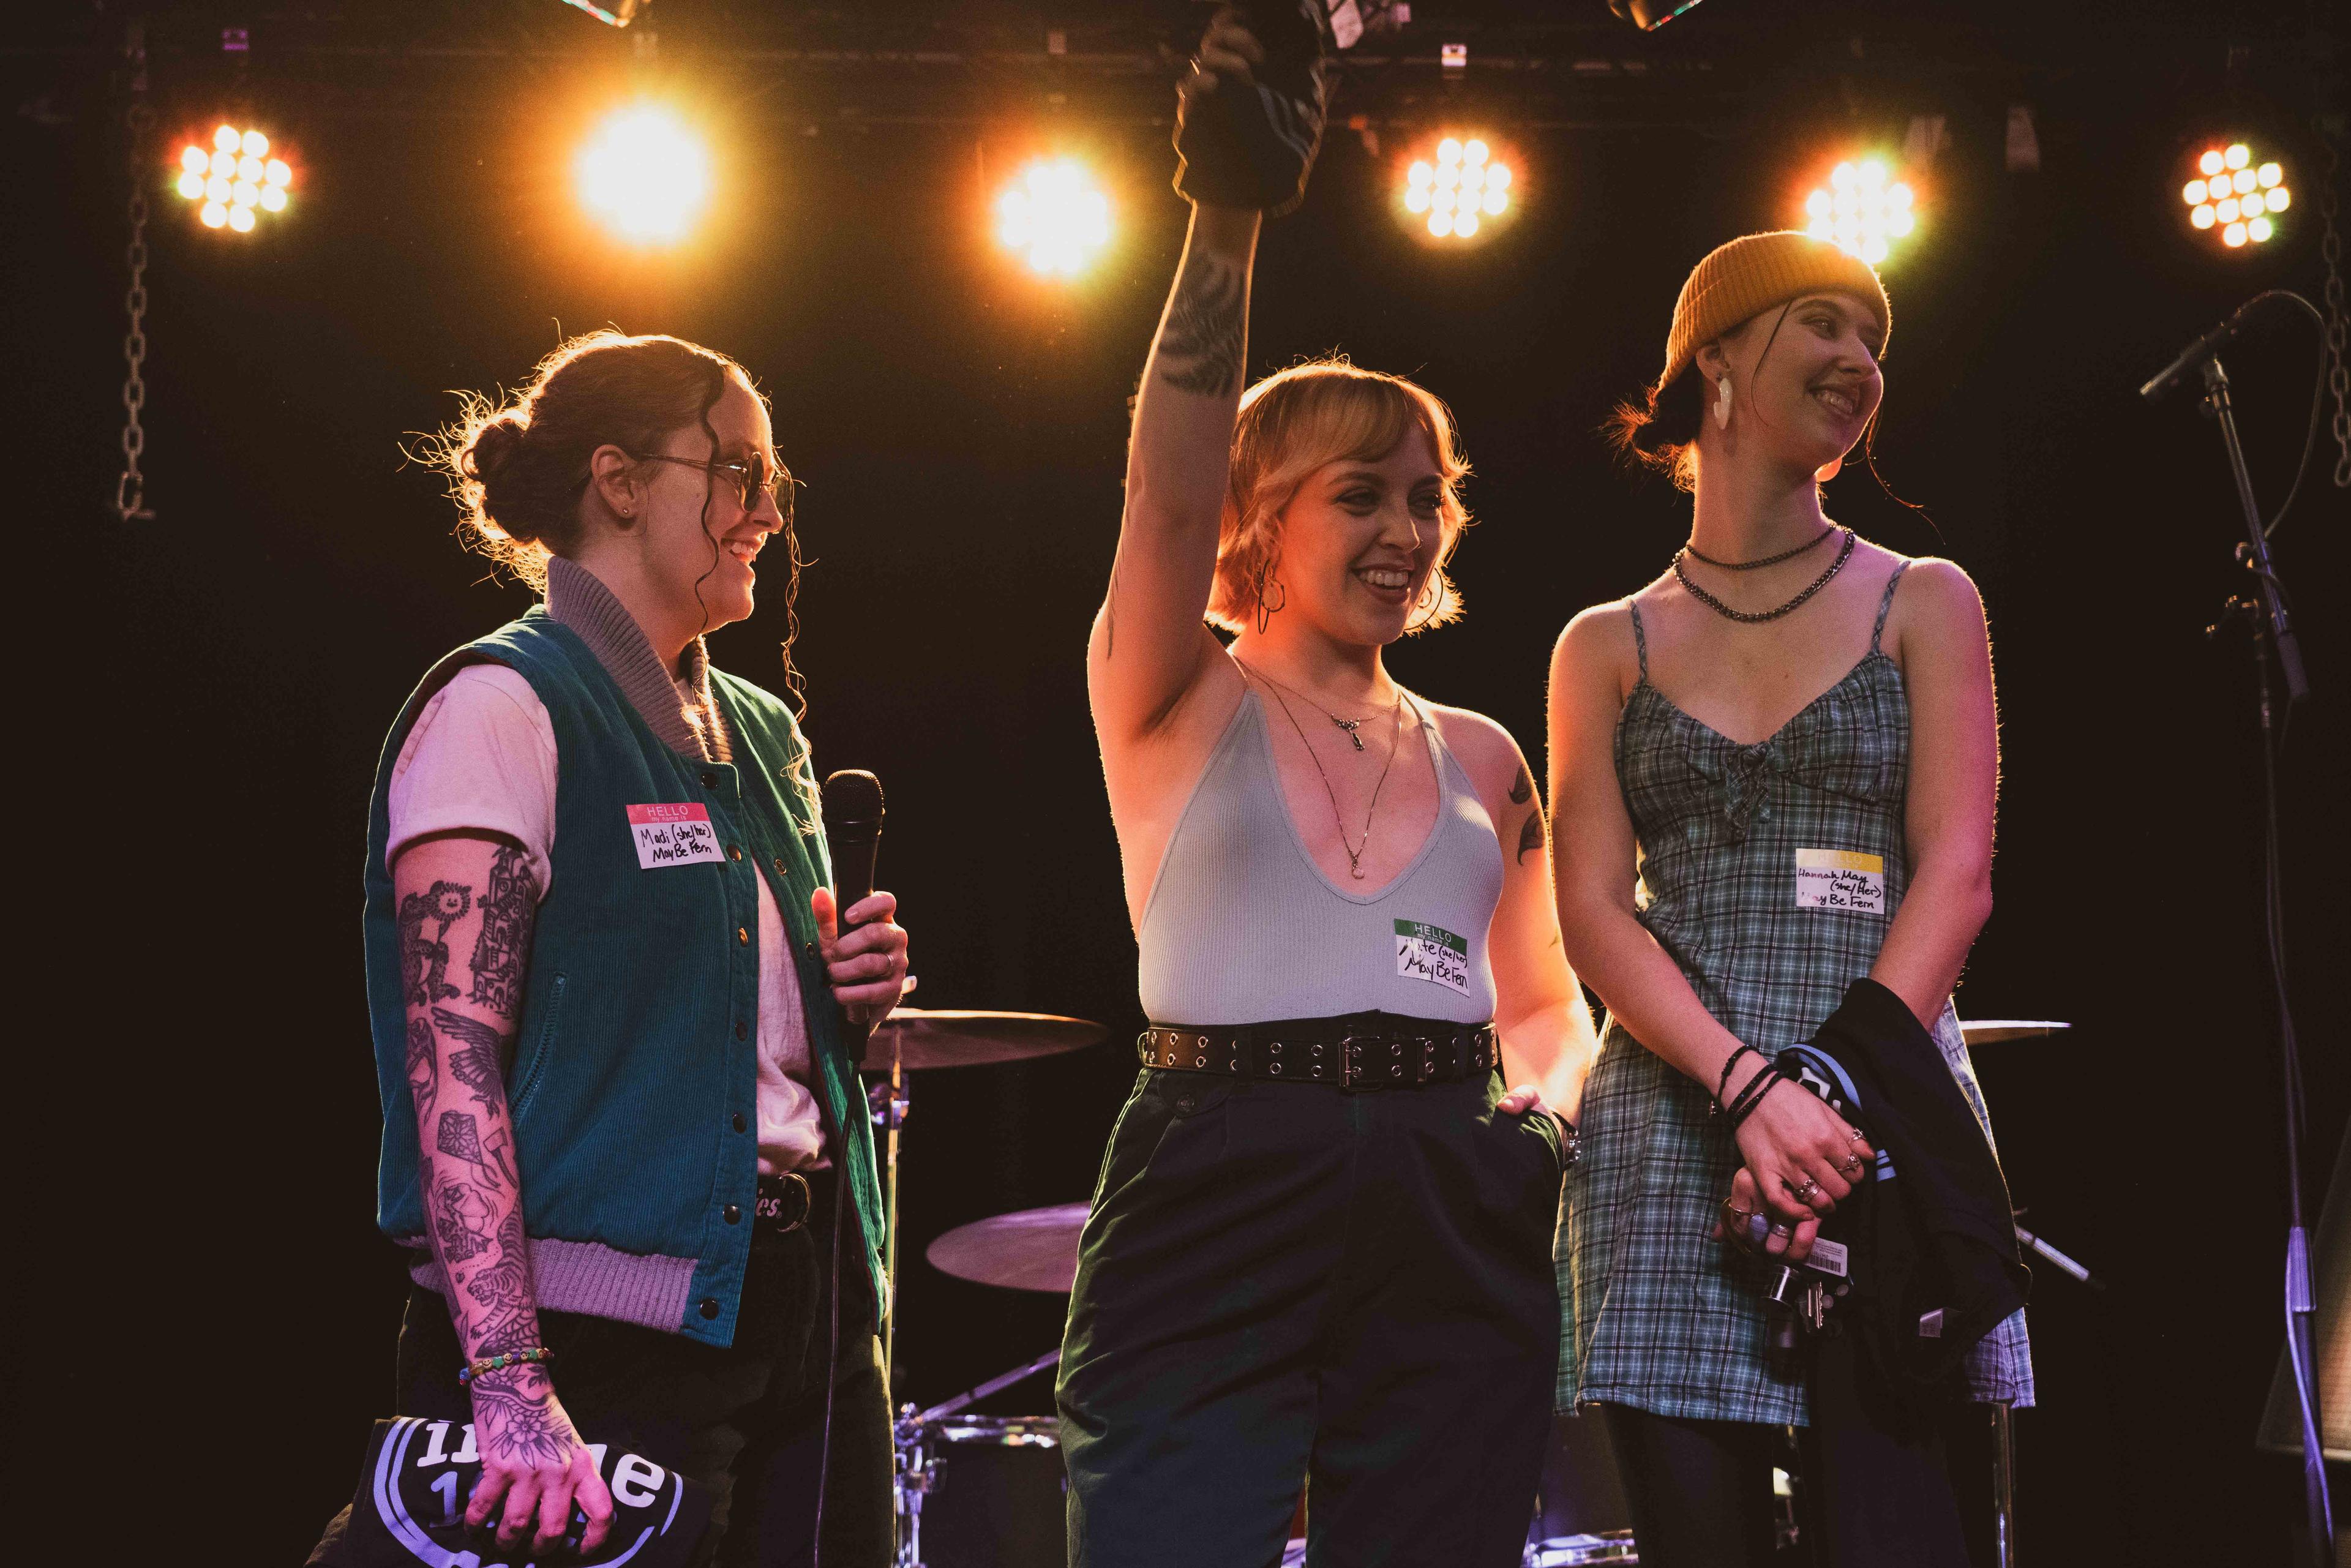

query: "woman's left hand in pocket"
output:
811 887 913 1030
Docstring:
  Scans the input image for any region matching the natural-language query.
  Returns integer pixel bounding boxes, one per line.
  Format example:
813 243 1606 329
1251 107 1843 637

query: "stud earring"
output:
1714 375 1733 431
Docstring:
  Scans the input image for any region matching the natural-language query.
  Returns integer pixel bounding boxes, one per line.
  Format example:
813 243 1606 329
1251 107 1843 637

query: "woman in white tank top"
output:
1056 13 1600 1567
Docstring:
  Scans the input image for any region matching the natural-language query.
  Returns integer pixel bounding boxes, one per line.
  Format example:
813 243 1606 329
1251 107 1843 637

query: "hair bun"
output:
464 413 528 484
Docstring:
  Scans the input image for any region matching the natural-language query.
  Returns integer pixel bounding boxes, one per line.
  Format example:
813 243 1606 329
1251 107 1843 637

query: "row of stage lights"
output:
167 104 2296 279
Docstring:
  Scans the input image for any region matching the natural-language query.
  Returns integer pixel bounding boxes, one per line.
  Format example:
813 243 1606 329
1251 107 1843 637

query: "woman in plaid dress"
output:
1546 233 2031 1565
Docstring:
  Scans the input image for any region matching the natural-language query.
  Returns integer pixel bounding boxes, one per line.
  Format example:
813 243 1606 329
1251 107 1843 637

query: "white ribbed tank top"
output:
1135 688 1504 1026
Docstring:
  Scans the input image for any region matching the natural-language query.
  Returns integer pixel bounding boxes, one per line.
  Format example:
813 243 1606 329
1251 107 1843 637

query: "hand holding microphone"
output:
1174 2 1333 216
815 770 912 1033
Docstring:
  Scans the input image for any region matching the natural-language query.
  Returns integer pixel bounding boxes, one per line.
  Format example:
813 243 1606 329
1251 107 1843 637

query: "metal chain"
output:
2319 130 2349 489
114 59 154 522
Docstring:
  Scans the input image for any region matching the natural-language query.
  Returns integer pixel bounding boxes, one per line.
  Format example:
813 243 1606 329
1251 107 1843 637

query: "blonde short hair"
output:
1206 359 1473 636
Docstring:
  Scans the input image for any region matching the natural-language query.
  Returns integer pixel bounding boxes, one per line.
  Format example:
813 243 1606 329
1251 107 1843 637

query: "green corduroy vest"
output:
361 609 884 1347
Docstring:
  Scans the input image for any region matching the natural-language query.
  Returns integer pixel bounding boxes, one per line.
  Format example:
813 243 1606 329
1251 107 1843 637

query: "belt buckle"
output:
1339 1032 1367 1090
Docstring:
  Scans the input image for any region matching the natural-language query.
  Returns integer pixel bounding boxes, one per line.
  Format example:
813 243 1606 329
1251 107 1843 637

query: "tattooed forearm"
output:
399 837 546 1401
438 1109 487 1165
399 881 473 1005
1517 806 1547 866
405 1016 438 1120
467 844 536 1013
434 1007 515 1100
1155 255 1246 397
1509 766 1534 806
431 1173 493 1263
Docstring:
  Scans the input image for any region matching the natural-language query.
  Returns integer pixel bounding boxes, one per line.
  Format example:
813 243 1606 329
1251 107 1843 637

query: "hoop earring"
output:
1404 574 1442 634
1252 559 1286 634
1714 375 1733 431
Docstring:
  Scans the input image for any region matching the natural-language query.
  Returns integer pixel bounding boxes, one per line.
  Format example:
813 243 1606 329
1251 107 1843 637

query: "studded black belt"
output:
1139 1015 1501 1090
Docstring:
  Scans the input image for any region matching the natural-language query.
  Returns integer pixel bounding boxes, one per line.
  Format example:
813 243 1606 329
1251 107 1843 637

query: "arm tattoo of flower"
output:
468 844 536 1014
399 881 473 1005
471 1370 572 1469
1156 255 1246 397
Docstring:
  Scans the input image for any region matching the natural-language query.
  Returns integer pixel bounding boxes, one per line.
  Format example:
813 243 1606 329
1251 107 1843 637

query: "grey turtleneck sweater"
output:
544 554 731 763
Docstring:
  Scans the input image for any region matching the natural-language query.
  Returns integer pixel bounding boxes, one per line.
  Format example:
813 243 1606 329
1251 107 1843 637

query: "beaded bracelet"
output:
1711 1045 1763 1116
1723 1063 1787 1130
457 1346 554 1386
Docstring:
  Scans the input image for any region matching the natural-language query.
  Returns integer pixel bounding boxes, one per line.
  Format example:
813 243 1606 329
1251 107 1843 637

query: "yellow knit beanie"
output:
1659 231 1891 392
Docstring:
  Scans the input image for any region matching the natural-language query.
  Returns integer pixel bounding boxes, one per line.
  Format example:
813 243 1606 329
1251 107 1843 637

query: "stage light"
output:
175 123 291 234
575 103 712 246
1401 135 1514 243
1802 157 1917 266
2184 140 2287 250
992 157 1113 277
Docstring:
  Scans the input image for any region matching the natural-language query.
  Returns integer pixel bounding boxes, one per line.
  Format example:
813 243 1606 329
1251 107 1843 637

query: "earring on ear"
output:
1714 375 1733 431
1814 456 1843 484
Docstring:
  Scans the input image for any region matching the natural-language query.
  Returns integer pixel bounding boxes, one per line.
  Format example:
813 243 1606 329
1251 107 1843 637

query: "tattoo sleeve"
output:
395 838 545 1431
468 844 536 1015
1155 253 1247 397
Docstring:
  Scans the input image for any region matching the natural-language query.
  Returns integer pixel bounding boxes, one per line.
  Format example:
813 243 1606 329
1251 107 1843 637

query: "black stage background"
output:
12 2 2347 1561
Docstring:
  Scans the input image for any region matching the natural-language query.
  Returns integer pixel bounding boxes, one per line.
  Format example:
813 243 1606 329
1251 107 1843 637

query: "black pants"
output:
312 1172 891 1568
1602 1333 1995 1568
1057 1068 1564 1568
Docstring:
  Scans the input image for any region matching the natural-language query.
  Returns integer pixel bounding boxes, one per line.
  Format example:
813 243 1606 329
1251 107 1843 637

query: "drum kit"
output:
865 1010 2090 1567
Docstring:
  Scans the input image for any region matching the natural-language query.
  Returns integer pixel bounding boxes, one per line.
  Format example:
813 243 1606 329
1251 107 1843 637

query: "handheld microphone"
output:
820 770 885 1065
820 770 885 929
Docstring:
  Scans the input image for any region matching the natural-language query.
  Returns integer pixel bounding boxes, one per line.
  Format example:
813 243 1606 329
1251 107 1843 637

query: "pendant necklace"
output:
1247 662 1384 752
1242 662 1408 879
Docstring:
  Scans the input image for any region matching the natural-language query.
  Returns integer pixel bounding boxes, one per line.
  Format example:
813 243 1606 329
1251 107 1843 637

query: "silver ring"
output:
1793 1179 1823 1204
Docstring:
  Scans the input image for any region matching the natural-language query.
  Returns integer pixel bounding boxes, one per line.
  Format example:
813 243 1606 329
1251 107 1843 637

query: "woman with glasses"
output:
308 330 912 1568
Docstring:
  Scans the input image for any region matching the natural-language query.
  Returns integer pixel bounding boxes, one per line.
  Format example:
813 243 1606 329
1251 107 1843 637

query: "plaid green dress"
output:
1556 562 2034 1424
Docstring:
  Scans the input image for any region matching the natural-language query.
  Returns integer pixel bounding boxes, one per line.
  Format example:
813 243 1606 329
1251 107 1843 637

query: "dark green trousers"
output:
1057 1067 1564 1567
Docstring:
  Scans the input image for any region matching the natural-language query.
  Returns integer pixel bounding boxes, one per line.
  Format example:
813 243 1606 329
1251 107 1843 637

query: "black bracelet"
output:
1724 1064 1786 1130
1712 1045 1761 1115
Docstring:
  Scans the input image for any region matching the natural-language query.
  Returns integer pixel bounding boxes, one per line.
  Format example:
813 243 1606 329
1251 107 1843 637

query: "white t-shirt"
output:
386 663 826 1174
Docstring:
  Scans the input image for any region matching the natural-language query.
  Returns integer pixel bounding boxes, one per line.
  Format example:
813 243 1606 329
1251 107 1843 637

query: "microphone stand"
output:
2193 351 2329 1565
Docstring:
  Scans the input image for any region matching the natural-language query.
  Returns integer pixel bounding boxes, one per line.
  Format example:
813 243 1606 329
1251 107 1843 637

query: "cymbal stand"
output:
890 1349 1061 1568
868 1041 911 1392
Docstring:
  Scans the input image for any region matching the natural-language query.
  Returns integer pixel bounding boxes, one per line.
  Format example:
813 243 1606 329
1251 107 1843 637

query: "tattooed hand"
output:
467 1365 615 1555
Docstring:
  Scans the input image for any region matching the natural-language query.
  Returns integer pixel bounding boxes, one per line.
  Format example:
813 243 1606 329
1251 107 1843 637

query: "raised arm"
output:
1872 560 1998 1022
1548 607 1865 1251
1087 12 1272 742
1088 200 1261 738
396 830 612 1556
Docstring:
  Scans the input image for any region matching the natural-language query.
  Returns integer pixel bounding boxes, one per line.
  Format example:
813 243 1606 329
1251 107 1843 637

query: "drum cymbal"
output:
926 1202 1090 1293
1960 1020 2072 1045
868 1009 1107 1071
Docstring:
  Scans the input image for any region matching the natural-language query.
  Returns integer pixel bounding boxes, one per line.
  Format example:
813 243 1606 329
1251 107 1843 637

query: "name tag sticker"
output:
1395 920 1471 996
1795 848 1885 913
626 803 723 869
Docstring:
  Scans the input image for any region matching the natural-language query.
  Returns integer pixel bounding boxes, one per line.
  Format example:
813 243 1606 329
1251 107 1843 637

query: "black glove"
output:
1173 1 1332 216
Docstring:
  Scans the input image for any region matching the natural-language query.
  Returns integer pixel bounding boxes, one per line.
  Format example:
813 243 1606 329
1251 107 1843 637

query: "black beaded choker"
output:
1682 527 1837 571
1674 528 1856 624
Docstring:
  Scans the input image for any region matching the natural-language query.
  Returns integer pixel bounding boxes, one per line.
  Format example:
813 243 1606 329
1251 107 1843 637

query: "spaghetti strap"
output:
1870 562 1911 655
1627 600 1650 681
